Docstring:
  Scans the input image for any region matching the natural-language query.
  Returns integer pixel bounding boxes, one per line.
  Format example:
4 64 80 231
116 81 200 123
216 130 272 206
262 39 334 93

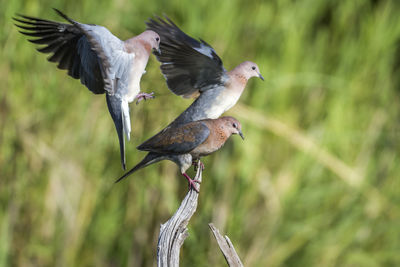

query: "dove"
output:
146 16 264 126
116 116 244 192
14 9 161 170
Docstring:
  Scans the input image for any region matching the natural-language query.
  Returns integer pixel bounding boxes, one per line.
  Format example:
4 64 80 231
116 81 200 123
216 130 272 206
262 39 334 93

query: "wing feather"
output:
14 12 104 94
137 122 210 154
14 9 135 96
146 16 227 98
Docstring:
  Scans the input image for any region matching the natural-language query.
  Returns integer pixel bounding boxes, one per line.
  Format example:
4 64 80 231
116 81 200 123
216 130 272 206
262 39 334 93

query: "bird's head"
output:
237 61 264 81
220 116 244 140
140 30 161 54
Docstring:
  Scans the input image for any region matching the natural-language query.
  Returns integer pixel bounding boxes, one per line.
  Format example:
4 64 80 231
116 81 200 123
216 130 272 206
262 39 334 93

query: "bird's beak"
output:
155 47 161 55
238 130 245 140
258 73 264 81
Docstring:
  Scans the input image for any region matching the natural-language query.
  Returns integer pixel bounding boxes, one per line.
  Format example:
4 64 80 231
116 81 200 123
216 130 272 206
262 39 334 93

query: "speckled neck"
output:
227 64 249 88
210 119 231 143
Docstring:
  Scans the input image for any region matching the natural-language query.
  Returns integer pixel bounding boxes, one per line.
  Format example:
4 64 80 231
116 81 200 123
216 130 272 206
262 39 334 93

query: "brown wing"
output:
137 122 210 154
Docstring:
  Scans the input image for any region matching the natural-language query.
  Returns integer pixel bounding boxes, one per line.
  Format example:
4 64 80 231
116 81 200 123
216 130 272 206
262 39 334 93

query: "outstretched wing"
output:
146 16 228 98
137 121 210 154
14 9 135 95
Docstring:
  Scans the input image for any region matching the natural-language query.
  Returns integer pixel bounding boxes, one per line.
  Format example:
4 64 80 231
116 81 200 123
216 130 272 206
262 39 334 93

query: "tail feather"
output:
121 100 131 141
106 94 129 170
115 152 164 183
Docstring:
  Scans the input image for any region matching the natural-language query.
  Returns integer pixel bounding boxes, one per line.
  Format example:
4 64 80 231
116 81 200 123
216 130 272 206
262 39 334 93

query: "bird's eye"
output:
252 66 256 70
156 37 160 42
232 123 237 128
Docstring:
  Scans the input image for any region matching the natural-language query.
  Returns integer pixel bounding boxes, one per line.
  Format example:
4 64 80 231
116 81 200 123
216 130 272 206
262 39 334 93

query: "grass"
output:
1 0 400 266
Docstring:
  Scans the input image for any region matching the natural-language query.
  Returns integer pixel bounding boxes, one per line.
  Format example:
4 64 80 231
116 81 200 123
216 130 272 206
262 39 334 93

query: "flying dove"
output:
116 116 244 192
146 16 264 126
14 9 161 170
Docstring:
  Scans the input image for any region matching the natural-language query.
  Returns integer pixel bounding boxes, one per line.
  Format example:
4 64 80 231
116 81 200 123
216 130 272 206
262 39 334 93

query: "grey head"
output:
234 61 264 81
135 30 161 54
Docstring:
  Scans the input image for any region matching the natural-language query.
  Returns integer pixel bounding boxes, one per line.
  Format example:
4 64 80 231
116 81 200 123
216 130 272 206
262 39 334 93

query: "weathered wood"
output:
157 162 203 267
209 223 244 267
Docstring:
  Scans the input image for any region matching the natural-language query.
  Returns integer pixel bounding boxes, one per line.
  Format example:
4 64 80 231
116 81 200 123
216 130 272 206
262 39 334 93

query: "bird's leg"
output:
135 92 155 104
182 173 201 193
192 159 205 171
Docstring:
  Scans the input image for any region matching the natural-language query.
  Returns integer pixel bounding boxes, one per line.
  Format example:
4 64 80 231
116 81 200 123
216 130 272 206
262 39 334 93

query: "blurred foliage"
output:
1 0 400 266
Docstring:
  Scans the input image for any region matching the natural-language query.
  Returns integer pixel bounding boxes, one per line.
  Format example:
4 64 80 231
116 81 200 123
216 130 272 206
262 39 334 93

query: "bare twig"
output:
157 162 202 267
209 223 244 267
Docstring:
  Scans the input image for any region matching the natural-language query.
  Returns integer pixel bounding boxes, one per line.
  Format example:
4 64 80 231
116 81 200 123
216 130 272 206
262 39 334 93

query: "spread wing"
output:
146 16 228 98
14 9 135 95
137 121 210 154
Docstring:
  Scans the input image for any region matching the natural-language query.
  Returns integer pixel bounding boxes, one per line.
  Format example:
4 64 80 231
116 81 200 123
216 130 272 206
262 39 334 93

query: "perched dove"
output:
116 116 244 192
14 9 161 170
146 16 264 126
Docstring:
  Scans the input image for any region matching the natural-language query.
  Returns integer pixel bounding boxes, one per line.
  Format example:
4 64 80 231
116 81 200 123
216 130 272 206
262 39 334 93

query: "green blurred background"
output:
1 0 400 266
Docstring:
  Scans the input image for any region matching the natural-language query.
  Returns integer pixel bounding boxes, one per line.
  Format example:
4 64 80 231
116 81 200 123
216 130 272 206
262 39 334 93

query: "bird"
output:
14 9 161 170
146 16 264 126
116 116 244 192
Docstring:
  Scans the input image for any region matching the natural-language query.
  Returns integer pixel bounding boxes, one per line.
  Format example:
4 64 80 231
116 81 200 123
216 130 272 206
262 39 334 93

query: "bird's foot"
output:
192 160 205 171
135 92 155 105
182 173 201 193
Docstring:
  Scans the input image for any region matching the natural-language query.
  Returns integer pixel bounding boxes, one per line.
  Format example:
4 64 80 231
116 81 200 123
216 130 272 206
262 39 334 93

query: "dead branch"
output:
157 162 202 267
209 223 244 267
